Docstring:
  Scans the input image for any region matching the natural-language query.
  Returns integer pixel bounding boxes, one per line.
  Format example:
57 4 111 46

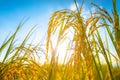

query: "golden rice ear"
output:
91 2 113 23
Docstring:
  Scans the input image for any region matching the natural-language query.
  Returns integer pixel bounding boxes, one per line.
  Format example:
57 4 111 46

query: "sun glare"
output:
47 27 74 64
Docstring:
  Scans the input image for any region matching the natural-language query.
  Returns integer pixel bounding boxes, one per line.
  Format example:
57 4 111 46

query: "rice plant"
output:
0 0 120 80
91 0 120 59
0 21 47 80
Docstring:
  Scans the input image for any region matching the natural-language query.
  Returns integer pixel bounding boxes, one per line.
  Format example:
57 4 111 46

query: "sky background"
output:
0 0 120 42
0 0 120 63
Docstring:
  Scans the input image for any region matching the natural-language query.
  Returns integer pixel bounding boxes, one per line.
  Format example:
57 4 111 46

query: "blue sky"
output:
0 0 75 44
0 0 120 41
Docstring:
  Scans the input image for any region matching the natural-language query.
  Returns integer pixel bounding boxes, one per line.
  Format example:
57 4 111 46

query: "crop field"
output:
0 0 120 80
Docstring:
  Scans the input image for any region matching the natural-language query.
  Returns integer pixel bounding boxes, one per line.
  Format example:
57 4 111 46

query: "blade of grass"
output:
2 22 22 63
96 30 114 80
11 26 36 61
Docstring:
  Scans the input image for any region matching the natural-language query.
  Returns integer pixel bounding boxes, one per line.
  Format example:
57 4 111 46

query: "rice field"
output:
0 0 120 80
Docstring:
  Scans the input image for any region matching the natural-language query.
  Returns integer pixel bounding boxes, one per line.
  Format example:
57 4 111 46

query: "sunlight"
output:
47 27 74 64
57 42 68 63
1 0 120 79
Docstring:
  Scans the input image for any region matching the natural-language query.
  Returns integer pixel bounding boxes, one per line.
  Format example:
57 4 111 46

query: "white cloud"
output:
70 3 79 11
91 7 96 13
81 6 96 20
69 3 96 19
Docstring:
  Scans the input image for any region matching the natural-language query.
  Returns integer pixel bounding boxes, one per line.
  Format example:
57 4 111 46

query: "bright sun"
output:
47 28 74 64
